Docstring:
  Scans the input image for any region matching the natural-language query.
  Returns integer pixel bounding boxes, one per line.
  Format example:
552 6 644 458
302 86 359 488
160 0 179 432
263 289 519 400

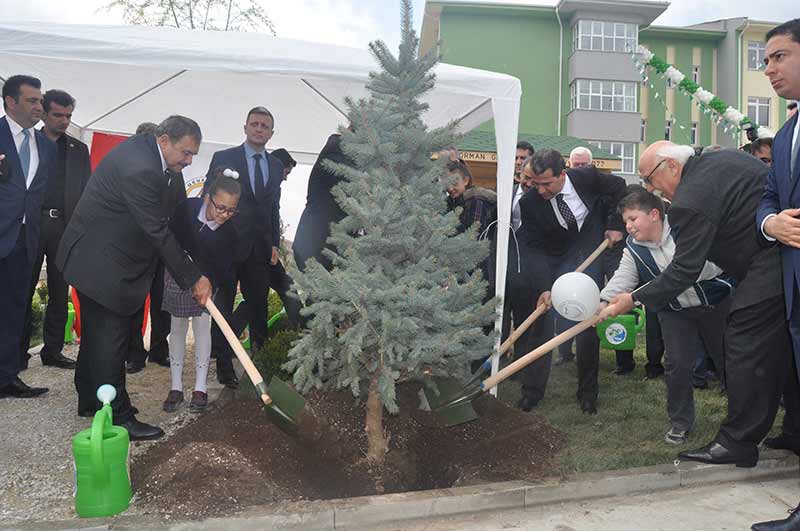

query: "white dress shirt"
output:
511 184 524 231
549 175 588 231
6 114 39 190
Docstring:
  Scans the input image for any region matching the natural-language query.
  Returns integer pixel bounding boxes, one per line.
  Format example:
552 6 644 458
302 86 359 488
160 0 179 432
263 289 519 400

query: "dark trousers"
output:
211 250 271 365
231 260 303 334
645 307 665 373
550 251 603 403
776 285 800 439
127 262 170 365
21 215 69 361
658 300 730 431
715 294 792 455
74 292 136 423
505 248 552 402
0 227 32 387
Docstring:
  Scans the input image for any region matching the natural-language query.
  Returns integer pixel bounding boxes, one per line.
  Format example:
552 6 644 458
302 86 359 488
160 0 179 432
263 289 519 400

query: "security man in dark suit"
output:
0 75 55 399
20 89 91 371
57 116 211 440
519 149 626 415
204 107 283 388
293 132 351 272
605 141 790 470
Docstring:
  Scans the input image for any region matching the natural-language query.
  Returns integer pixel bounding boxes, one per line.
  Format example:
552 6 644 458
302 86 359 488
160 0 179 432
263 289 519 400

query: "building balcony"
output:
568 50 643 83
566 109 642 143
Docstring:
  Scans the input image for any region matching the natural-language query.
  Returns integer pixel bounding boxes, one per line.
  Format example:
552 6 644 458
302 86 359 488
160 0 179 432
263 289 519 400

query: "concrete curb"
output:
6 449 796 530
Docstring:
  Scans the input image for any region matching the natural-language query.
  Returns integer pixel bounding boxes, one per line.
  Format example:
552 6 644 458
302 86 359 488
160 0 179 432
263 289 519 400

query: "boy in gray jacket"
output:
598 187 733 444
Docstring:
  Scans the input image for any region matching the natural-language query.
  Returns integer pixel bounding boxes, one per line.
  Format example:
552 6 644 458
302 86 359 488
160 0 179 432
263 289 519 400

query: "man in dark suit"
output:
519 149 626 414
605 141 789 471
204 107 283 387
19 89 91 371
126 121 187 374
752 18 800 531
0 75 55 399
293 132 351 272
57 116 210 439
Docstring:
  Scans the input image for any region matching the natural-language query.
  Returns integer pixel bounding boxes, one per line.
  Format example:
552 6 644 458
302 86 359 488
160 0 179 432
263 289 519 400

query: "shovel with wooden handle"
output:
433 315 604 426
206 298 306 435
425 238 613 412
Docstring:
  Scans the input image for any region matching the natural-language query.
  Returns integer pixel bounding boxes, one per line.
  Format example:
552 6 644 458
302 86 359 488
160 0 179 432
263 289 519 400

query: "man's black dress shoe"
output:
126 362 145 374
678 441 757 467
763 434 800 454
148 356 170 368
517 395 539 412
218 372 239 389
580 399 597 415
751 504 800 531
613 365 635 376
41 352 77 369
119 417 164 441
0 377 48 398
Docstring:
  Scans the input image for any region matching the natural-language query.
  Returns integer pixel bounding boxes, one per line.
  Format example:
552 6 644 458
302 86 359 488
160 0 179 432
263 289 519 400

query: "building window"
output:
589 141 636 174
641 119 647 142
574 20 637 53
747 96 770 126
571 79 637 112
692 66 700 84
748 41 766 70
691 122 698 145
665 120 672 141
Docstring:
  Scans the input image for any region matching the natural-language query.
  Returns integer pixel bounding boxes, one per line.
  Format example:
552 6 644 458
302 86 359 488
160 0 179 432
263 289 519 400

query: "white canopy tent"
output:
0 21 520 385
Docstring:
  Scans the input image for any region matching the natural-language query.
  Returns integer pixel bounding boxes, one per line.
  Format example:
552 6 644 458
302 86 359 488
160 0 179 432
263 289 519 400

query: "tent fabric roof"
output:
0 21 520 163
458 130 619 160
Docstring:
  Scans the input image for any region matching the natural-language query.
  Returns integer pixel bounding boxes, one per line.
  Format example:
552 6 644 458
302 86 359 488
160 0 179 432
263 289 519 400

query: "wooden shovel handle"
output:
576 238 612 273
499 304 547 355
206 298 272 406
501 238 611 353
483 315 602 390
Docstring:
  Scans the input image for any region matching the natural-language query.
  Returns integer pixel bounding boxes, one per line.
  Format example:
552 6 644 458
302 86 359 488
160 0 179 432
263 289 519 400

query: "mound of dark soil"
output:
131 382 563 519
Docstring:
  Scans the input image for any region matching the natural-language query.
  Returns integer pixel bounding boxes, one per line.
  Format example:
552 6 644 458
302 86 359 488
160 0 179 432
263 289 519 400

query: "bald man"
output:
603 141 791 468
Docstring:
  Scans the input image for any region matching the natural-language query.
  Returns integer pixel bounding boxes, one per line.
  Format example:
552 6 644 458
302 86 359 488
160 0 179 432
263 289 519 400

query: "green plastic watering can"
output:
72 385 132 518
596 307 646 350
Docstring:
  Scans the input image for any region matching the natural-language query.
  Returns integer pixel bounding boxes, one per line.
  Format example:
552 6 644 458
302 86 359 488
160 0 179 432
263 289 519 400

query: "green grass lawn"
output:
496 332 784 477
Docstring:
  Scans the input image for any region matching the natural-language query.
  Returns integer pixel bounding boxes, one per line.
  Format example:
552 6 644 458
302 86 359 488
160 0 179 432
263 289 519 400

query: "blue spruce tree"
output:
286 0 497 467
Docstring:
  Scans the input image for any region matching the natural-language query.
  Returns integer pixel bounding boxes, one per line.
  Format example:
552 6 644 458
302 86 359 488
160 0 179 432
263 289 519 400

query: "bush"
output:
252 328 300 382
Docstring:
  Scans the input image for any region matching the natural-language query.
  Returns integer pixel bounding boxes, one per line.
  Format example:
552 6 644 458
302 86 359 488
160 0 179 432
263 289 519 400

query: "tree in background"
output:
103 0 275 34
285 0 496 475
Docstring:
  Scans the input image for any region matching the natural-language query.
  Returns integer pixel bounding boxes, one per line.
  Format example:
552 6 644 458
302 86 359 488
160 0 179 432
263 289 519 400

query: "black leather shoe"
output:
763 434 800 454
148 356 170 368
126 362 145 374
218 372 239 389
613 365 635 376
0 377 48 398
580 399 597 415
645 365 665 380
517 396 539 412
752 504 800 531
678 441 757 468
40 352 77 369
119 417 164 441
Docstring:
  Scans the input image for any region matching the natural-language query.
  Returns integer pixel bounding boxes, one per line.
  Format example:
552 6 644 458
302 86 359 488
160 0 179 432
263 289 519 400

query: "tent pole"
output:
82 70 188 130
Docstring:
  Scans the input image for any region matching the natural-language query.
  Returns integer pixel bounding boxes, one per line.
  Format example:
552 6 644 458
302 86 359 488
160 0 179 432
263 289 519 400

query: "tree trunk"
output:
365 375 388 468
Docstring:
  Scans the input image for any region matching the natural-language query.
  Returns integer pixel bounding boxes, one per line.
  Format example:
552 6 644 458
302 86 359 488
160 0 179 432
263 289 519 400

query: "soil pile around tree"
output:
131 382 564 519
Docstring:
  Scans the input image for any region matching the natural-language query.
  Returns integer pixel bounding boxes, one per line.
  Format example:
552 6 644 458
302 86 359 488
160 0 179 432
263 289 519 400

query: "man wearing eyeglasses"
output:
203 107 284 389
56 115 211 440
604 140 789 471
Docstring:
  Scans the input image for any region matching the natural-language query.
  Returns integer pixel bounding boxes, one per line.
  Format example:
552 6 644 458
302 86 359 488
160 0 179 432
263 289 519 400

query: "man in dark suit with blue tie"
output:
519 149 626 414
753 18 800 531
0 75 55 398
204 107 283 388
